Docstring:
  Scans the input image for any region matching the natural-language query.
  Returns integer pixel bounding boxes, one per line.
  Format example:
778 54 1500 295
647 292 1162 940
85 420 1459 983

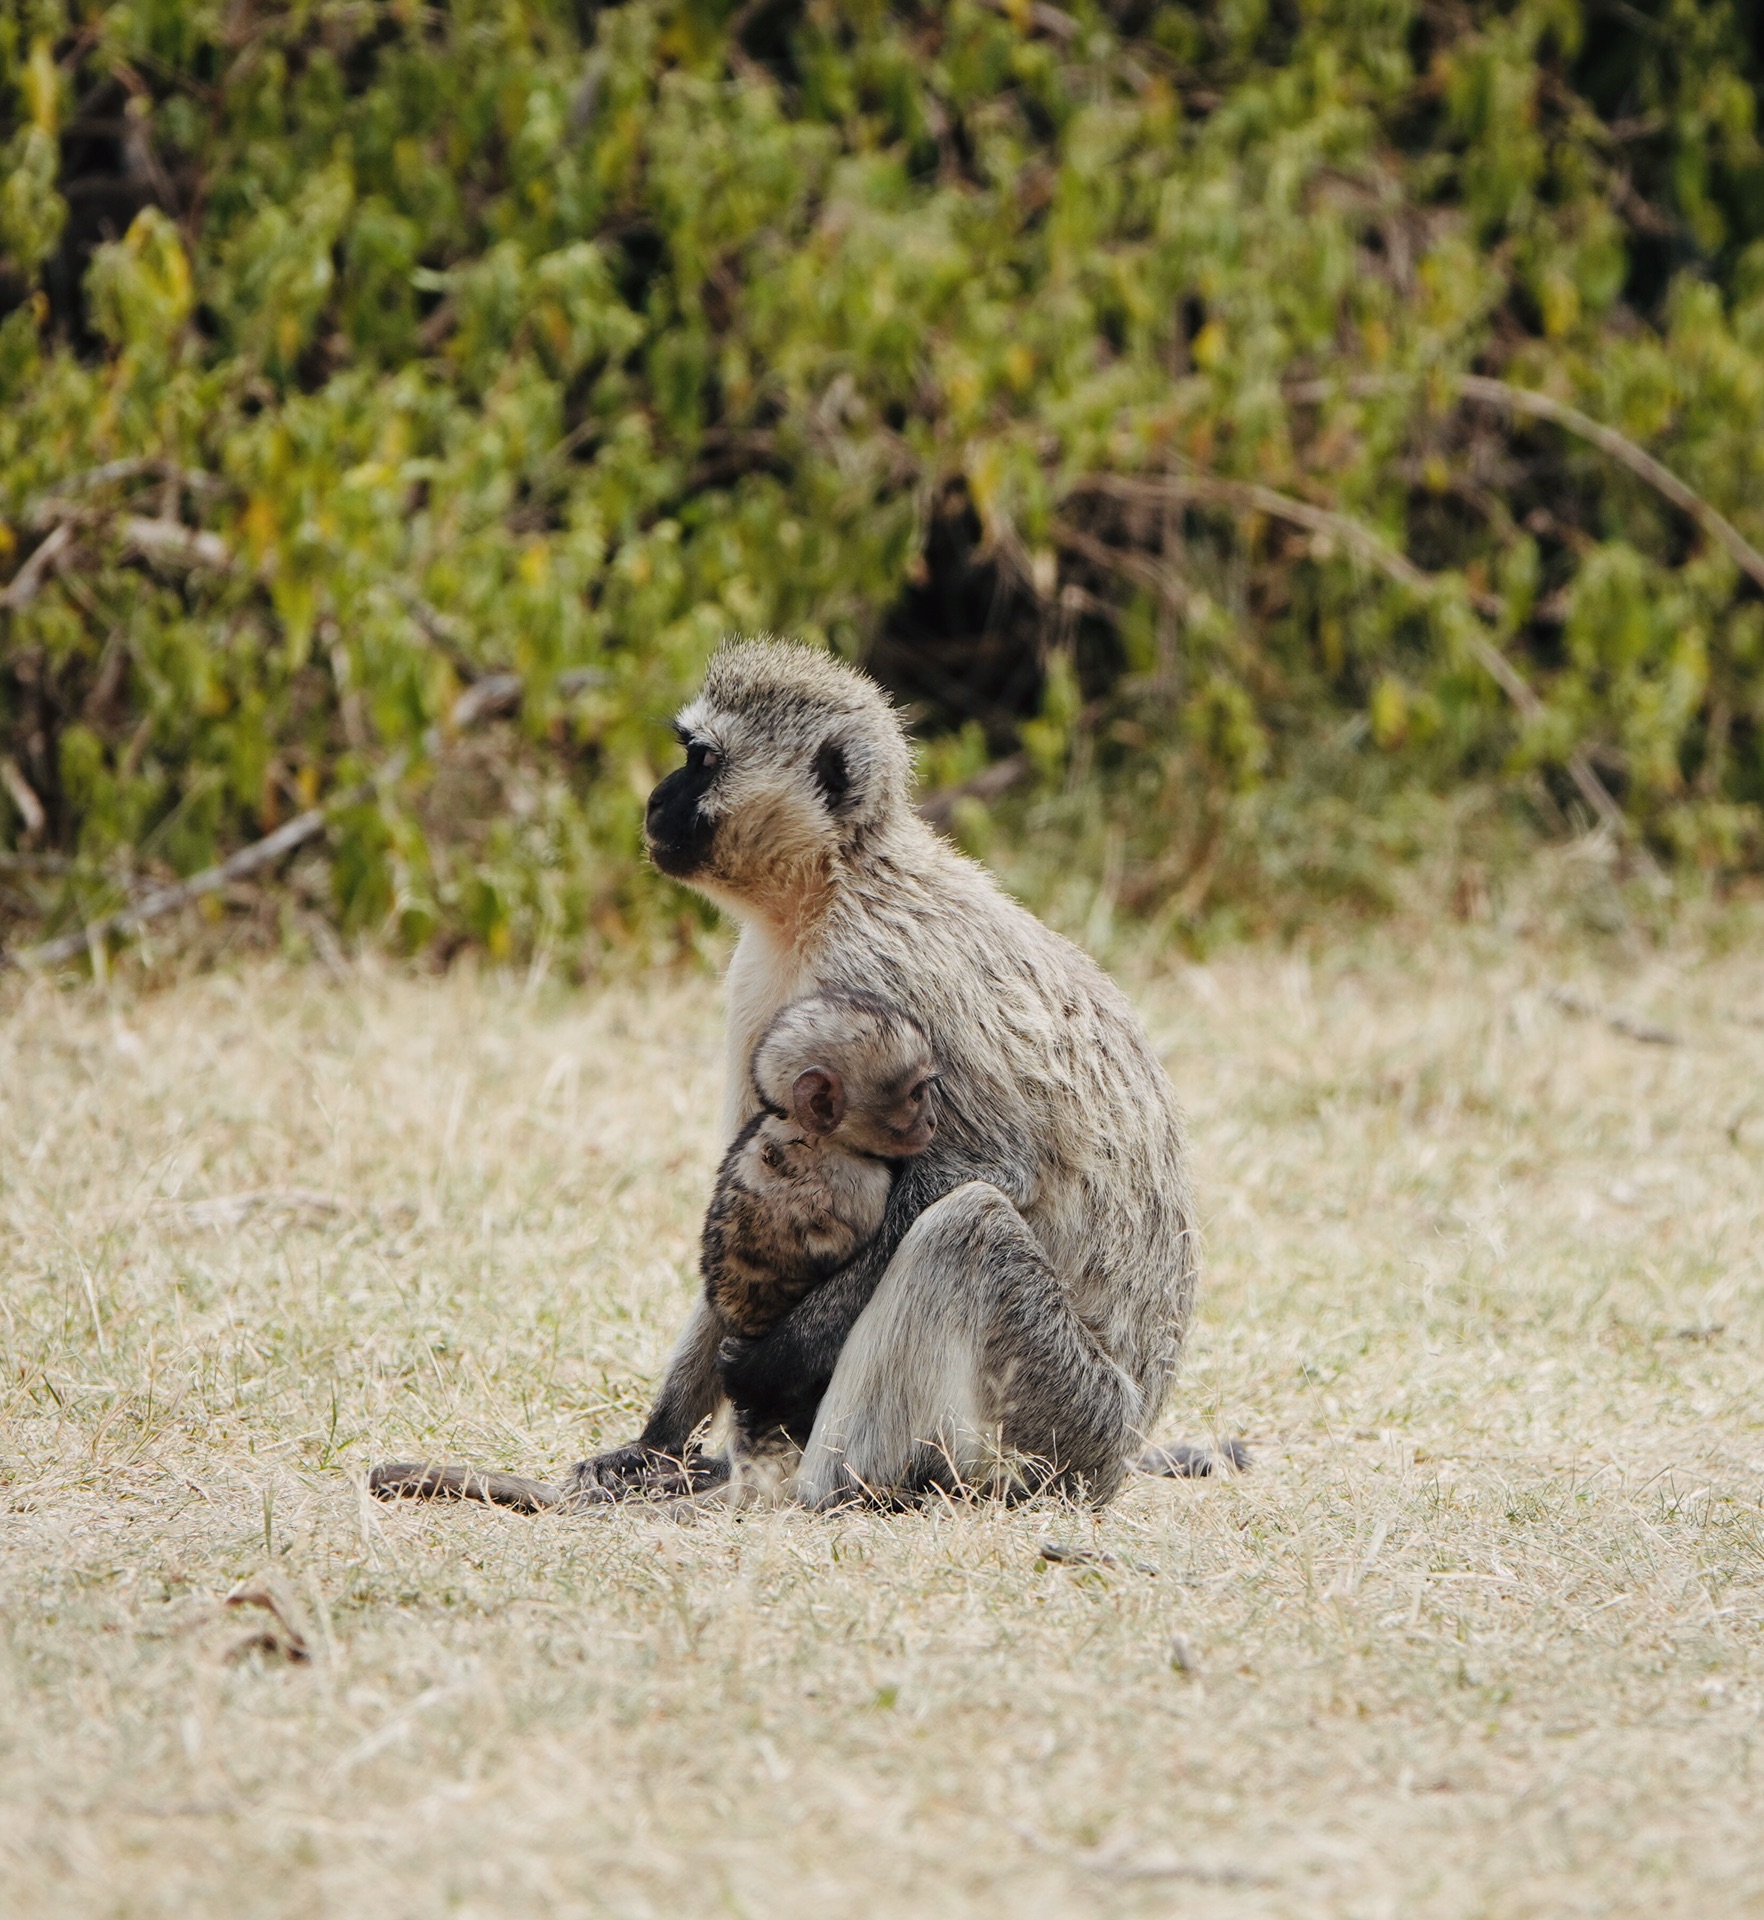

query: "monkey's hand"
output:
564 1442 730 1502
715 1272 867 1437
719 1151 1009 1434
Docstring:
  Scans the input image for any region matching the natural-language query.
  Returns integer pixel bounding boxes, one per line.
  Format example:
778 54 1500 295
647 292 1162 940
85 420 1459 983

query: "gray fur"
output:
703 991 937 1341
569 636 1199 1509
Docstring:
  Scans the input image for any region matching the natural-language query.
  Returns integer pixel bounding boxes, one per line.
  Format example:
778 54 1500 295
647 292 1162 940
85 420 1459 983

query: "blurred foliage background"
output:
3 0 1763 969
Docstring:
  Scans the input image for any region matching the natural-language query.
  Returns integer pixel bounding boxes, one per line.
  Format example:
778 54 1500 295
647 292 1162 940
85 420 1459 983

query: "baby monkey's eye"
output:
760 1142 783 1170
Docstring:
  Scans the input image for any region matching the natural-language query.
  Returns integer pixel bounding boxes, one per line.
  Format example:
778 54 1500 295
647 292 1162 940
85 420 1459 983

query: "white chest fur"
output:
722 919 817 1136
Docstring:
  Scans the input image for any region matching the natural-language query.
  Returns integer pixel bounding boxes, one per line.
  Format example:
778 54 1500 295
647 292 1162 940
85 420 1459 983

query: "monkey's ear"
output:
791 1068 845 1138
811 739 852 811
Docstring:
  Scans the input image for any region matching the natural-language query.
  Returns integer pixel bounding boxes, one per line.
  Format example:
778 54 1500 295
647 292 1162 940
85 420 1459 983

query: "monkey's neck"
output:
730 863 840 955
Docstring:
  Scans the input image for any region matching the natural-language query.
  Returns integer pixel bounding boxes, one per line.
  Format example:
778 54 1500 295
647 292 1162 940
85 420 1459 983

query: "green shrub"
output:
2 0 1762 964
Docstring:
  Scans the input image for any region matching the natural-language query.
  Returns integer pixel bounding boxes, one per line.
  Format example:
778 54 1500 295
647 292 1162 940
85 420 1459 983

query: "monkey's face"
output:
646 712 850 909
645 640 915 917
838 1063 939 1159
791 1056 937 1160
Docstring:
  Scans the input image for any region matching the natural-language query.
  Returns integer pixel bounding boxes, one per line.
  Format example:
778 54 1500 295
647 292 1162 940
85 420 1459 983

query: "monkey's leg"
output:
794 1182 1140 1510
565 1295 730 1499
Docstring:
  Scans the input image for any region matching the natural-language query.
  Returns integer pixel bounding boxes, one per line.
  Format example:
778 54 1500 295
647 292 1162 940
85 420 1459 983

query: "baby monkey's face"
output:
772 1052 938 1163
819 1058 938 1159
751 992 940 1162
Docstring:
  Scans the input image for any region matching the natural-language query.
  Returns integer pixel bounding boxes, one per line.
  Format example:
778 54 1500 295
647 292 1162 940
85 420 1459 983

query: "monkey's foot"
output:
1135 1438 1250 1478
563 1443 731 1503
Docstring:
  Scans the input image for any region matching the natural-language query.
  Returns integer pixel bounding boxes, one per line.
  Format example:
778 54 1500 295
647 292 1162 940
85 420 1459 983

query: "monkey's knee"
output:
794 1185 1052 1508
895 1179 1027 1267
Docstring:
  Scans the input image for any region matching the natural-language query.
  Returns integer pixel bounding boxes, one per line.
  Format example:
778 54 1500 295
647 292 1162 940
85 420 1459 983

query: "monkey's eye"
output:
909 1079 931 1103
760 1142 783 1171
687 741 721 773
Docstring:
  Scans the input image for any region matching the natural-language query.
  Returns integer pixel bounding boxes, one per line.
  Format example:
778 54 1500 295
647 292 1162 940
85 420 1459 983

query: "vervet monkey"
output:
702 990 937 1502
569 638 1203 1509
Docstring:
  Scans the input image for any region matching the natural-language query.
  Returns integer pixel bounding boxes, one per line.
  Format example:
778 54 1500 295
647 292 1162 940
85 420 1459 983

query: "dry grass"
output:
2 920 1762 1919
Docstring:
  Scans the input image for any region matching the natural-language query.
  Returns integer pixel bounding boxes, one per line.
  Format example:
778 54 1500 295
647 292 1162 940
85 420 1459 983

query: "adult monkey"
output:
570 638 1199 1509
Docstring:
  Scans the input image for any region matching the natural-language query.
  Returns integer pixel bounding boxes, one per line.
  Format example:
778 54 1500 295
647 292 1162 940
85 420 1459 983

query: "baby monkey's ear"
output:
791 1067 846 1138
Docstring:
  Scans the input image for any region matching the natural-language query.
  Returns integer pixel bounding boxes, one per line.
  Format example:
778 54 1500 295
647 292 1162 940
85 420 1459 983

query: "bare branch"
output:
27 460 229 525
8 756 406 973
0 756 47 837
918 753 1028 831
1288 372 1764 595
450 672 525 731
3 503 233 611
0 523 76 611
1063 470 1651 862
1456 376 1764 596
119 517 235 574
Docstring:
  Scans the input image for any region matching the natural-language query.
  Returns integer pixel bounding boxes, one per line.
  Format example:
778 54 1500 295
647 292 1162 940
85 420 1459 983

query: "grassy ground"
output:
2 911 1761 1919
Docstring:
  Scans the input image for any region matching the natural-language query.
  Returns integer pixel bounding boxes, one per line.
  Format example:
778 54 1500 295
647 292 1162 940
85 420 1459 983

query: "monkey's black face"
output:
646 738 721 878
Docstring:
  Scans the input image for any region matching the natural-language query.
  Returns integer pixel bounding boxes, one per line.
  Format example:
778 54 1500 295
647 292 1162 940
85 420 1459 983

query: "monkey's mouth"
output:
645 769 718 878
646 828 711 879
888 1114 937 1157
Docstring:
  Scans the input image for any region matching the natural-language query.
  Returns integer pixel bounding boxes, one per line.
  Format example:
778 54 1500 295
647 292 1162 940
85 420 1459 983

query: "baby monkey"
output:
371 990 937 1515
705 990 938 1501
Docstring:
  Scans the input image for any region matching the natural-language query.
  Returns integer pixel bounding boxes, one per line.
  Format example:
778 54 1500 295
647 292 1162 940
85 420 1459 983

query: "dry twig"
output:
1546 986 1680 1046
1288 371 1764 595
1066 469 1652 865
6 757 405 972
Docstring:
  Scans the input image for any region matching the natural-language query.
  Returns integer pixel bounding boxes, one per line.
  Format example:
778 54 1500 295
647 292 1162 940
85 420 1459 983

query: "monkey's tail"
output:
1135 1438 1250 1479
368 1461 567 1514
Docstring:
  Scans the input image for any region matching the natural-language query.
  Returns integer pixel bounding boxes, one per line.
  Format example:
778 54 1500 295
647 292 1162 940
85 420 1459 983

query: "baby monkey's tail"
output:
369 1461 566 1513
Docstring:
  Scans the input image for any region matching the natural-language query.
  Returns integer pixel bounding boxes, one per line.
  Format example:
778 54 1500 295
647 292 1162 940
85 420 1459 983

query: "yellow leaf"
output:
1191 320 1228 369
1540 272 1580 339
946 365 982 417
242 496 278 564
1371 677 1409 749
24 39 58 136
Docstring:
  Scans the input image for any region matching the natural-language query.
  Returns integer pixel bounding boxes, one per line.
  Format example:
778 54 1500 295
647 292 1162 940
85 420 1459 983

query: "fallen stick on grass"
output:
1546 985 1681 1046
7 756 405 972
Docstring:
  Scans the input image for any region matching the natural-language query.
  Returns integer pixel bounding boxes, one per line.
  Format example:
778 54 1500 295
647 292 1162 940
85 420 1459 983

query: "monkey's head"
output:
751 991 938 1160
646 637 915 917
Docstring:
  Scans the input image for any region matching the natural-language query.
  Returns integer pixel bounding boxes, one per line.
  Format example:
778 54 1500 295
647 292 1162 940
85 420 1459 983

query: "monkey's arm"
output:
718 1149 1013 1437
565 1293 732 1498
